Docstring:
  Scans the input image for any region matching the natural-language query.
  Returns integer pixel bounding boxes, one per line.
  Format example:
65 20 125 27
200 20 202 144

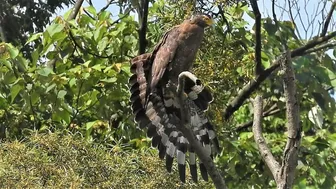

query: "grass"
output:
0 131 214 188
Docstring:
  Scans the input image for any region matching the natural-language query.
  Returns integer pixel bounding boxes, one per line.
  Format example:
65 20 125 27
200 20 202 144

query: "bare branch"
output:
250 0 263 76
252 95 280 179
138 0 149 55
177 72 227 189
320 1 336 37
276 49 301 189
223 30 336 120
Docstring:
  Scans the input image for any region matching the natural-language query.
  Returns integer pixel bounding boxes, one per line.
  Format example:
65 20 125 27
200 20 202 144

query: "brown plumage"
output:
129 14 219 183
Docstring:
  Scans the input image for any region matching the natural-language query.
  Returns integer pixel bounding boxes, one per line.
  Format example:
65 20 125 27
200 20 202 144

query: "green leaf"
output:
94 26 107 41
86 121 96 130
3 72 16 84
25 33 42 45
0 59 12 69
10 83 23 103
86 6 97 17
101 77 117 83
0 96 8 109
46 83 56 93
91 64 100 71
69 78 77 87
46 24 65 38
8 47 19 59
54 107 71 124
57 90 67 99
263 18 277 35
97 37 109 52
98 11 110 20
38 67 54 77
30 91 40 105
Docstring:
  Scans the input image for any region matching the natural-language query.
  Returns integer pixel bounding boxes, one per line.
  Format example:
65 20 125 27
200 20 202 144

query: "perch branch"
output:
252 95 280 179
177 72 227 189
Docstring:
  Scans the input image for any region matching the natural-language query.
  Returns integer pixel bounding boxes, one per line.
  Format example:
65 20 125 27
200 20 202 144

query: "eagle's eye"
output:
202 15 214 26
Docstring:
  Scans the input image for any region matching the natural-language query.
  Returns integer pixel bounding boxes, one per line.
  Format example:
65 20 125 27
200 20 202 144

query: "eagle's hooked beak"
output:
202 15 214 26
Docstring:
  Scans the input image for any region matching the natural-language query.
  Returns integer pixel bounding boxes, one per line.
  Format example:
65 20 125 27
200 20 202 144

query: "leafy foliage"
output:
0 131 213 188
0 0 72 56
0 0 335 188
0 7 141 144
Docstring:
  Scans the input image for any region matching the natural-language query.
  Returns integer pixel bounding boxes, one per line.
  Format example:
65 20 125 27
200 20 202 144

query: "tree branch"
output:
222 31 336 120
236 107 282 131
320 1 336 37
291 31 336 57
177 72 227 189
69 0 84 21
252 95 280 179
250 0 263 76
138 0 149 55
99 0 114 13
276 49 301 189
303 42 336 54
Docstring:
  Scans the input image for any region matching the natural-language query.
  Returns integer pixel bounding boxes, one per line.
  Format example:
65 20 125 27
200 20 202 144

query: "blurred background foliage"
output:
0 0 335 188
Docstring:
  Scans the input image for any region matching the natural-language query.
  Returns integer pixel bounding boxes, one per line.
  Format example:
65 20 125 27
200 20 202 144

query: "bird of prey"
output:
129 14 219 182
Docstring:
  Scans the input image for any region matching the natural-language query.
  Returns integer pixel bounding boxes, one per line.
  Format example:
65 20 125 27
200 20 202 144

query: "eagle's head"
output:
190 14 214 28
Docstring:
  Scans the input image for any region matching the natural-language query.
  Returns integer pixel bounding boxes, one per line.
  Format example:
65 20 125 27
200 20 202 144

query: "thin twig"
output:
287 0 303 40
252 95 280 179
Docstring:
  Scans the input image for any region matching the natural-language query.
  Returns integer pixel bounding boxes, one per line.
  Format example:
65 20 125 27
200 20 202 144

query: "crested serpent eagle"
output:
129 14 219 182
